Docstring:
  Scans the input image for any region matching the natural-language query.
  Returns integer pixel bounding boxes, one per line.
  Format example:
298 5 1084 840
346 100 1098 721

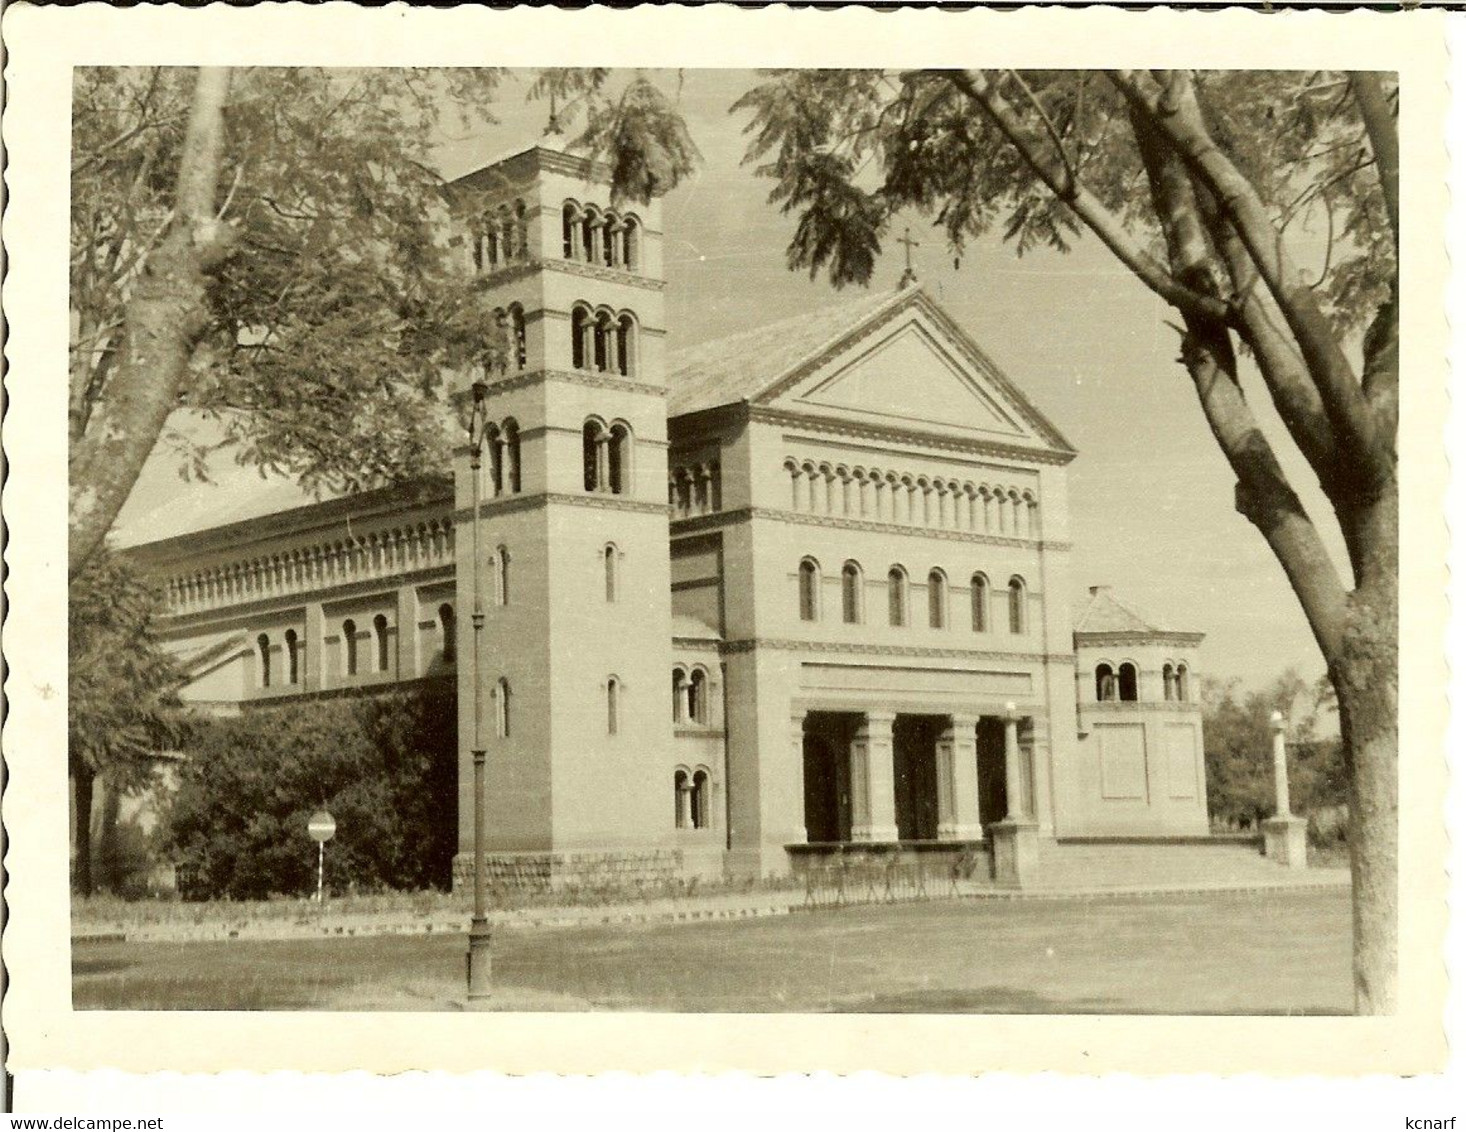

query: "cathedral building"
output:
129 145 1210 889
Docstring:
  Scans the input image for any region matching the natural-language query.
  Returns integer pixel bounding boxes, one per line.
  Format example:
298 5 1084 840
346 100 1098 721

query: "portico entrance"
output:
893 715 942 841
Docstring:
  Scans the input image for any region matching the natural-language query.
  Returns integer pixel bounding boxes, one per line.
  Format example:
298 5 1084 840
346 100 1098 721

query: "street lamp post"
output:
465 376 493 1007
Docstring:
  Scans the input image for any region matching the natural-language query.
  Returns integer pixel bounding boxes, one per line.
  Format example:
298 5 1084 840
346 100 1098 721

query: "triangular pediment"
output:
756 298 1067 451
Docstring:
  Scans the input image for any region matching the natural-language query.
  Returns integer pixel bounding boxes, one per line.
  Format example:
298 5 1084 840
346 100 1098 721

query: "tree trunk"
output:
68 67 231 579
73 766 95 897
1333 488 1399 1015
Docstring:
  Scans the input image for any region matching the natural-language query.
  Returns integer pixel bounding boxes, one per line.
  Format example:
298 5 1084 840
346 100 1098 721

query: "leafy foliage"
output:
164 684 458 900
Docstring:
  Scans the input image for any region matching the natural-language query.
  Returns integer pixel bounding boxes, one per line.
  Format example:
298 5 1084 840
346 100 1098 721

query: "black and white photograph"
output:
1 1 1454 1092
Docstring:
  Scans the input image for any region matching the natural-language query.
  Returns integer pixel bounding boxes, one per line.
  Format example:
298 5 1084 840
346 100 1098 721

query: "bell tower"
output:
447 146 675 886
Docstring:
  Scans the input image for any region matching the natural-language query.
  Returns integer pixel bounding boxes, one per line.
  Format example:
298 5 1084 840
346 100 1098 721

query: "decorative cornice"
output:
669 505 1067 551
548 256 667 292
672 635 724 649
1079 701 1203 715
719 638 1075 664
452 492 669 523
1073 631 1205 647
477 367 667 399
749 405 1075 467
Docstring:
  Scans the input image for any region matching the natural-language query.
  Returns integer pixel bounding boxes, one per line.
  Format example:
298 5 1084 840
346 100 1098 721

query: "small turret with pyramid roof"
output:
1068 585 1209 835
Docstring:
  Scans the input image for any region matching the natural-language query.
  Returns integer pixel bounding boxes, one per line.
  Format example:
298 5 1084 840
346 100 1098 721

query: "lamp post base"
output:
465 919 493 1008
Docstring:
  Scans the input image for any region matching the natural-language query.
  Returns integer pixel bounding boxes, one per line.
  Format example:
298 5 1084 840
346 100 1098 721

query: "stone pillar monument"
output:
1261 710 1308 868
990 703 1040 887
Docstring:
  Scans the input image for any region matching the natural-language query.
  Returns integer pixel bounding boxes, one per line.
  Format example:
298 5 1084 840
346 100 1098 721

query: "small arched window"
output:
257 633 272 689
502 419 521 493
798 558 821 622
439 604 456 664
928 569 948 629
495 677 511 739
581 209 598 263
604 544 618 602
691 769 709 830
841 561 863 624
1118 662 1139 702
602 212 618 268
1096 663 1116 702
674 769 690 829
583 419 603 492
608 423 631 495
971 573 990 633
562 202 579 258
497 546 510 606
373 614 390 673
1177 662 1190 703
285 629 300 685
593 310 612 372
888 566 908 627
571 306 590 370
690 669 708 725
622 216 639 270
672 668 687 724
616 314 636 376
1008 576 1027 635
507 304 527 371
342 619 359 678
607 676 620 736
1162 663 1176 701
512 199 528 259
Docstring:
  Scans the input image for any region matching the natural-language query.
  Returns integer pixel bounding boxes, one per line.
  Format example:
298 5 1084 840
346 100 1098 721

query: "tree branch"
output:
1109 70 1387 486
1350 72 1399 254
943 70 1232 325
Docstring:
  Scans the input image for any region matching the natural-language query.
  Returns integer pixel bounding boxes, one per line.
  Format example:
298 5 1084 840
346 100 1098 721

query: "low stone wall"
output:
452 849 685 893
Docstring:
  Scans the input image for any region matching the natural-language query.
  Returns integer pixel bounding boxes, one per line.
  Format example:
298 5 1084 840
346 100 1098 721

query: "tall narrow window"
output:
607 676 620 736
971 573 990 633
503 419 521 493
571 306 590 370
581 210 597 263
562 203 578 258
690 669 708 725
583 420 602 491
928 569 947 629
1177 663 1190 703
1096 663 1116 702
888 567 908 627
622 217 638 270
439 604 456 664
602 213 618 267
342 619 358 677
608 423 630 495
508 304 527 370
257 634 272 689
497 546 510 606
674 769 689 828
1162 663 1176 701
691 769 709 830
593 311 610 371
798 558 820 622
672 668 687 724
1118 662 1139 702
841 561 862 624
495 677 511 738
616 314 635 376
1008 576 1027 635
285 629 300 685
373 614 390 673
604 545 618 602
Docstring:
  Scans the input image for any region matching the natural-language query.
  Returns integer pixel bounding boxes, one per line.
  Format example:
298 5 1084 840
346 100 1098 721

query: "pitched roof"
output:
667 287 908 418
1073 586 1175 636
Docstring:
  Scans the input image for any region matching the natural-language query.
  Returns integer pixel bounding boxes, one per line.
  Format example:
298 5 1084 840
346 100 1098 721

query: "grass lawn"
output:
73 889 1352 1014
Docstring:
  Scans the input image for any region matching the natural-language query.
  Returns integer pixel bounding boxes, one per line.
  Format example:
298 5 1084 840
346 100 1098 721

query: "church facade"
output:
130 146 1210 888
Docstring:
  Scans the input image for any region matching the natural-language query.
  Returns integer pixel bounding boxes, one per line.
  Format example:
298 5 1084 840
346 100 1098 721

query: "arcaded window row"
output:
797 558 1030 635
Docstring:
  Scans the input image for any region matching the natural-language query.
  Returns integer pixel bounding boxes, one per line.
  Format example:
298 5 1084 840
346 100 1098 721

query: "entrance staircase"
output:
1012 836 1324 891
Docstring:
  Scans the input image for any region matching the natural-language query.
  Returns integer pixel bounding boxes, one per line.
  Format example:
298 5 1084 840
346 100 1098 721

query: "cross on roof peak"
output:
896 226 920 289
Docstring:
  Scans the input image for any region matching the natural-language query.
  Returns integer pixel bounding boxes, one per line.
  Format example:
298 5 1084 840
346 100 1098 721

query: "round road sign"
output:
307 810 337 843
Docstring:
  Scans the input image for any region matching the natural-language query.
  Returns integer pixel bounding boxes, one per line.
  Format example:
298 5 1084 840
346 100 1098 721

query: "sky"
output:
115 68 1347 694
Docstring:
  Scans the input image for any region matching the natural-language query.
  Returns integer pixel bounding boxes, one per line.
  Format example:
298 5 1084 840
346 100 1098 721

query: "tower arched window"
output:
1096 663 1117 702
513 199 528 259
593 310 613 372
373 614 390 673
257 633 272 689
507 304 527 370
604 544 619 602
571 305 592 370
1118 662 1139 702
502 418 521 493
562 202 579 258
342 619 358 678
439 604 456 664
672 668 687 724
583 419 604 492
888 566 909 627
674 769 690 829
602 212 619 268
608 422 631 495
1163 663 1176 701
622 216 639 270
581 209 598 264
497 546 510 606
495 677 511 739
484 422 504 496
690 669 708 725
841 561 863 624
1008 576 1027 635
285 629 300 685
798 558 821 622
607 676 620 736
928 569 948 629
691 769 709 830
616 314 636 376
1177 663 1190 703
971 573 990 633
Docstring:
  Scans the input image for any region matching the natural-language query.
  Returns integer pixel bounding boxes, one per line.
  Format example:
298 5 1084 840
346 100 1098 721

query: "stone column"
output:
991 703 1040 887
596 435 610 492
676 778 693 830
938 714 982 840
396 585 419 681
791 712 810 843
850 711 899 842
1262 711 1308 868
569 212 583 259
